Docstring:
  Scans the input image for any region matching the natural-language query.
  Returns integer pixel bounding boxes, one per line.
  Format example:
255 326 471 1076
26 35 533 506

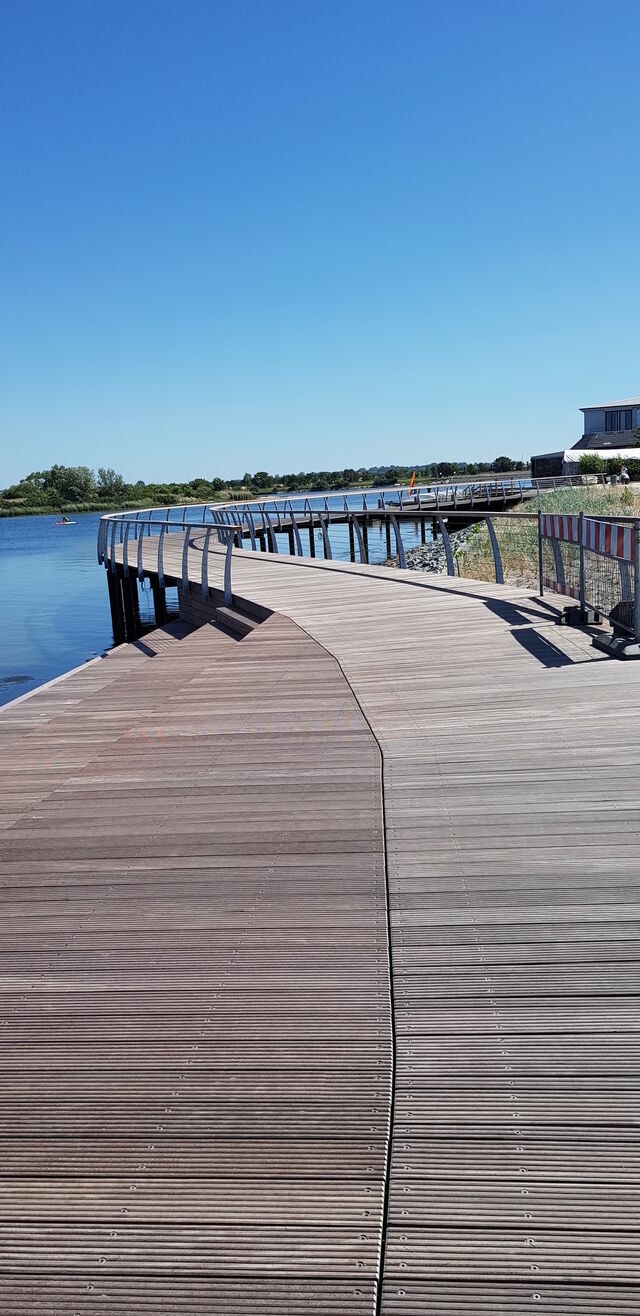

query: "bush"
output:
579 453 606 474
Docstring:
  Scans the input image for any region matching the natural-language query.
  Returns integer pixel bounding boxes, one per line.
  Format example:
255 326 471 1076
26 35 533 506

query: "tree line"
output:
1 456 528 513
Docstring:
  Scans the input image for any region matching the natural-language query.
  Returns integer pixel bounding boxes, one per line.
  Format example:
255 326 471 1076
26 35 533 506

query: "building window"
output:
605 408 633 433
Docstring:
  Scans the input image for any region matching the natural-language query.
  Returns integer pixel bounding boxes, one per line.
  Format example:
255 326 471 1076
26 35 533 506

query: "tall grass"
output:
456 485 640 585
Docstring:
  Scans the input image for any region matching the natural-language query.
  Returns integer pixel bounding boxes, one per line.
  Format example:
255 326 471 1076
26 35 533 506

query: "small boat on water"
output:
55 518 76 526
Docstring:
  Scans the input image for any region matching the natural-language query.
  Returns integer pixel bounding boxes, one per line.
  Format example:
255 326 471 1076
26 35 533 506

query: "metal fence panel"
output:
539 513 640 638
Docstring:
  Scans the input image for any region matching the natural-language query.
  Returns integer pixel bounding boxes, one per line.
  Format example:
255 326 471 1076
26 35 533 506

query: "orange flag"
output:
408 470 416 489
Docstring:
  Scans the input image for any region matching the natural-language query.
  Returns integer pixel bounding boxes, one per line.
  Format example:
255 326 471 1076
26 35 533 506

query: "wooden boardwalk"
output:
3 539 640 1311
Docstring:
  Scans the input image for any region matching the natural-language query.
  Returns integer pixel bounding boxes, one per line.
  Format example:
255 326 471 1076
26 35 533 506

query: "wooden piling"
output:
152 581 168 626
106 569 125 646
121 573 141 642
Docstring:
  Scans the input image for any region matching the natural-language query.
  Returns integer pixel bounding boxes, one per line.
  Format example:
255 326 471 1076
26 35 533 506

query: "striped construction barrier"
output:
543 577 579 598
540 514 580 543
540 513 634 562
582 518 633 562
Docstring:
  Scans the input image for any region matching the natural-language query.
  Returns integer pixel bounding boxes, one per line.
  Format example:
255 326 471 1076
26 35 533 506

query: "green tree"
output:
45 465 96 502
97 467 127 498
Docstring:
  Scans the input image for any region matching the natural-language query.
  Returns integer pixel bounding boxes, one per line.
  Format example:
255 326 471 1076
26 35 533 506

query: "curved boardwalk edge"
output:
0 614 391 1314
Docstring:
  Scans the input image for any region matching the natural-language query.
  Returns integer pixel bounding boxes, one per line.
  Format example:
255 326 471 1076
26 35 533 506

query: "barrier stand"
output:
539 512 640 656
558 514 602 627
593 519 640 659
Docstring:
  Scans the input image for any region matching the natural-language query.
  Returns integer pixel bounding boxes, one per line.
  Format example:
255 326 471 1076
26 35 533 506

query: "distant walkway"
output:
2 545 640 1311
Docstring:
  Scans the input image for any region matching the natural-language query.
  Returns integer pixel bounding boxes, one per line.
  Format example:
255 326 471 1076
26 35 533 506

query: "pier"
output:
1 517 639 1312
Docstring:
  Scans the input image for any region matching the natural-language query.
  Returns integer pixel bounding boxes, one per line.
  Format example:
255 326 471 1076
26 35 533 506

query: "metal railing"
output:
539 512 640 639
206 474 584 525
98 502 543 608
98 509 240 607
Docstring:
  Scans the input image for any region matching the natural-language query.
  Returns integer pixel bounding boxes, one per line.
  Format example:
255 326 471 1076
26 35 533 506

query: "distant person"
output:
620 464 630 484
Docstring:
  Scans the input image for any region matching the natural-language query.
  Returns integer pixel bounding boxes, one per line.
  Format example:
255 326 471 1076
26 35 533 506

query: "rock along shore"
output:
385 526 472 573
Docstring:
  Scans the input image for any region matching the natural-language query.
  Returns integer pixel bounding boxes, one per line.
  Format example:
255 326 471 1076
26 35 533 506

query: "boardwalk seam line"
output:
273 613 396 1316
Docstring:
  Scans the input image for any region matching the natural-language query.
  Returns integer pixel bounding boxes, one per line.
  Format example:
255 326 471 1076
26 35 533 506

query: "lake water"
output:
0 514 113 708
0 506 433 708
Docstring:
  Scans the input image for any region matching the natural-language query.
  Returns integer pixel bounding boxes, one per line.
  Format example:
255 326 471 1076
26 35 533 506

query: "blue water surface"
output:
0 514 113 708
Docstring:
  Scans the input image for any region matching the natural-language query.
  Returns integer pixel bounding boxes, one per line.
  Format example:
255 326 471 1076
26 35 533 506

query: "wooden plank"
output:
0 615 390 1307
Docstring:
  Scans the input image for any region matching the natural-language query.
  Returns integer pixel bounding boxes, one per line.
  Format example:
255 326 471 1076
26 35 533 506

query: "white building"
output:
531 399 640 477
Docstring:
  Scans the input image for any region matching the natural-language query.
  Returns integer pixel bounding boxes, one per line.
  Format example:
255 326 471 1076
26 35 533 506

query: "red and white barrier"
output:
582 518 633 562
540 514 580 543
543 577 580 598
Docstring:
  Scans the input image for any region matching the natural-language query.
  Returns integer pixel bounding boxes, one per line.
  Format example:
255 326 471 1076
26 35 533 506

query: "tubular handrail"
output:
98 477 592 608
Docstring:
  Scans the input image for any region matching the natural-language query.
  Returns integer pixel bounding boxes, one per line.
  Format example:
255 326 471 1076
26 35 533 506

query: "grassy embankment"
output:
456 485 640 586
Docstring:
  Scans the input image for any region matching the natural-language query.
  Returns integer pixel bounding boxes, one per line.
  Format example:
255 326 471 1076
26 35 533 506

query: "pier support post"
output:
348 520 355 562
308 525 316 557
152 581 168 626
385 519 392 558
420 518 426 544
362 520 369 564
121 573 141 642
106 568 126 646
288 526 295 555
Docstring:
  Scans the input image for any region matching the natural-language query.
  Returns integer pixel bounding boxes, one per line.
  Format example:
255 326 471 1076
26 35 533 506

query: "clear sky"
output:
1 0 639 484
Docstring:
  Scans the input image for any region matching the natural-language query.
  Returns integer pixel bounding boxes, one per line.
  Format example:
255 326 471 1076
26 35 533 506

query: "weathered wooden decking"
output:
2 541 640 1312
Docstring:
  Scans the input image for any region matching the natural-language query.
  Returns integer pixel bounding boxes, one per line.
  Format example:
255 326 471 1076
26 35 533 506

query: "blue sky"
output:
1 0 639 484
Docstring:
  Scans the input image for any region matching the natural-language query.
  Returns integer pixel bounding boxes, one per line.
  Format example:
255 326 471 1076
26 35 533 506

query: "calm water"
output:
0 505 434 709
0 514 114 708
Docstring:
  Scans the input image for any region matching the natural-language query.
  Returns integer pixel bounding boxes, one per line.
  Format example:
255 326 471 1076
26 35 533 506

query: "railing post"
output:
388 512 406 569
319 515 332 559
97 516 107 564
291 509 303 556
349 513 366 563
122 522 131 576
201 526 212 599
438 517 455 576
181 527 190 591
263 509 278 553
634 521 640 642
538 512 544 595
157 524 166 589
224 529 236 606
137 522 147 580
485 516 504 584
579 512 585 614
109 519 118 574
246 507 257 551
552 535 565 590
